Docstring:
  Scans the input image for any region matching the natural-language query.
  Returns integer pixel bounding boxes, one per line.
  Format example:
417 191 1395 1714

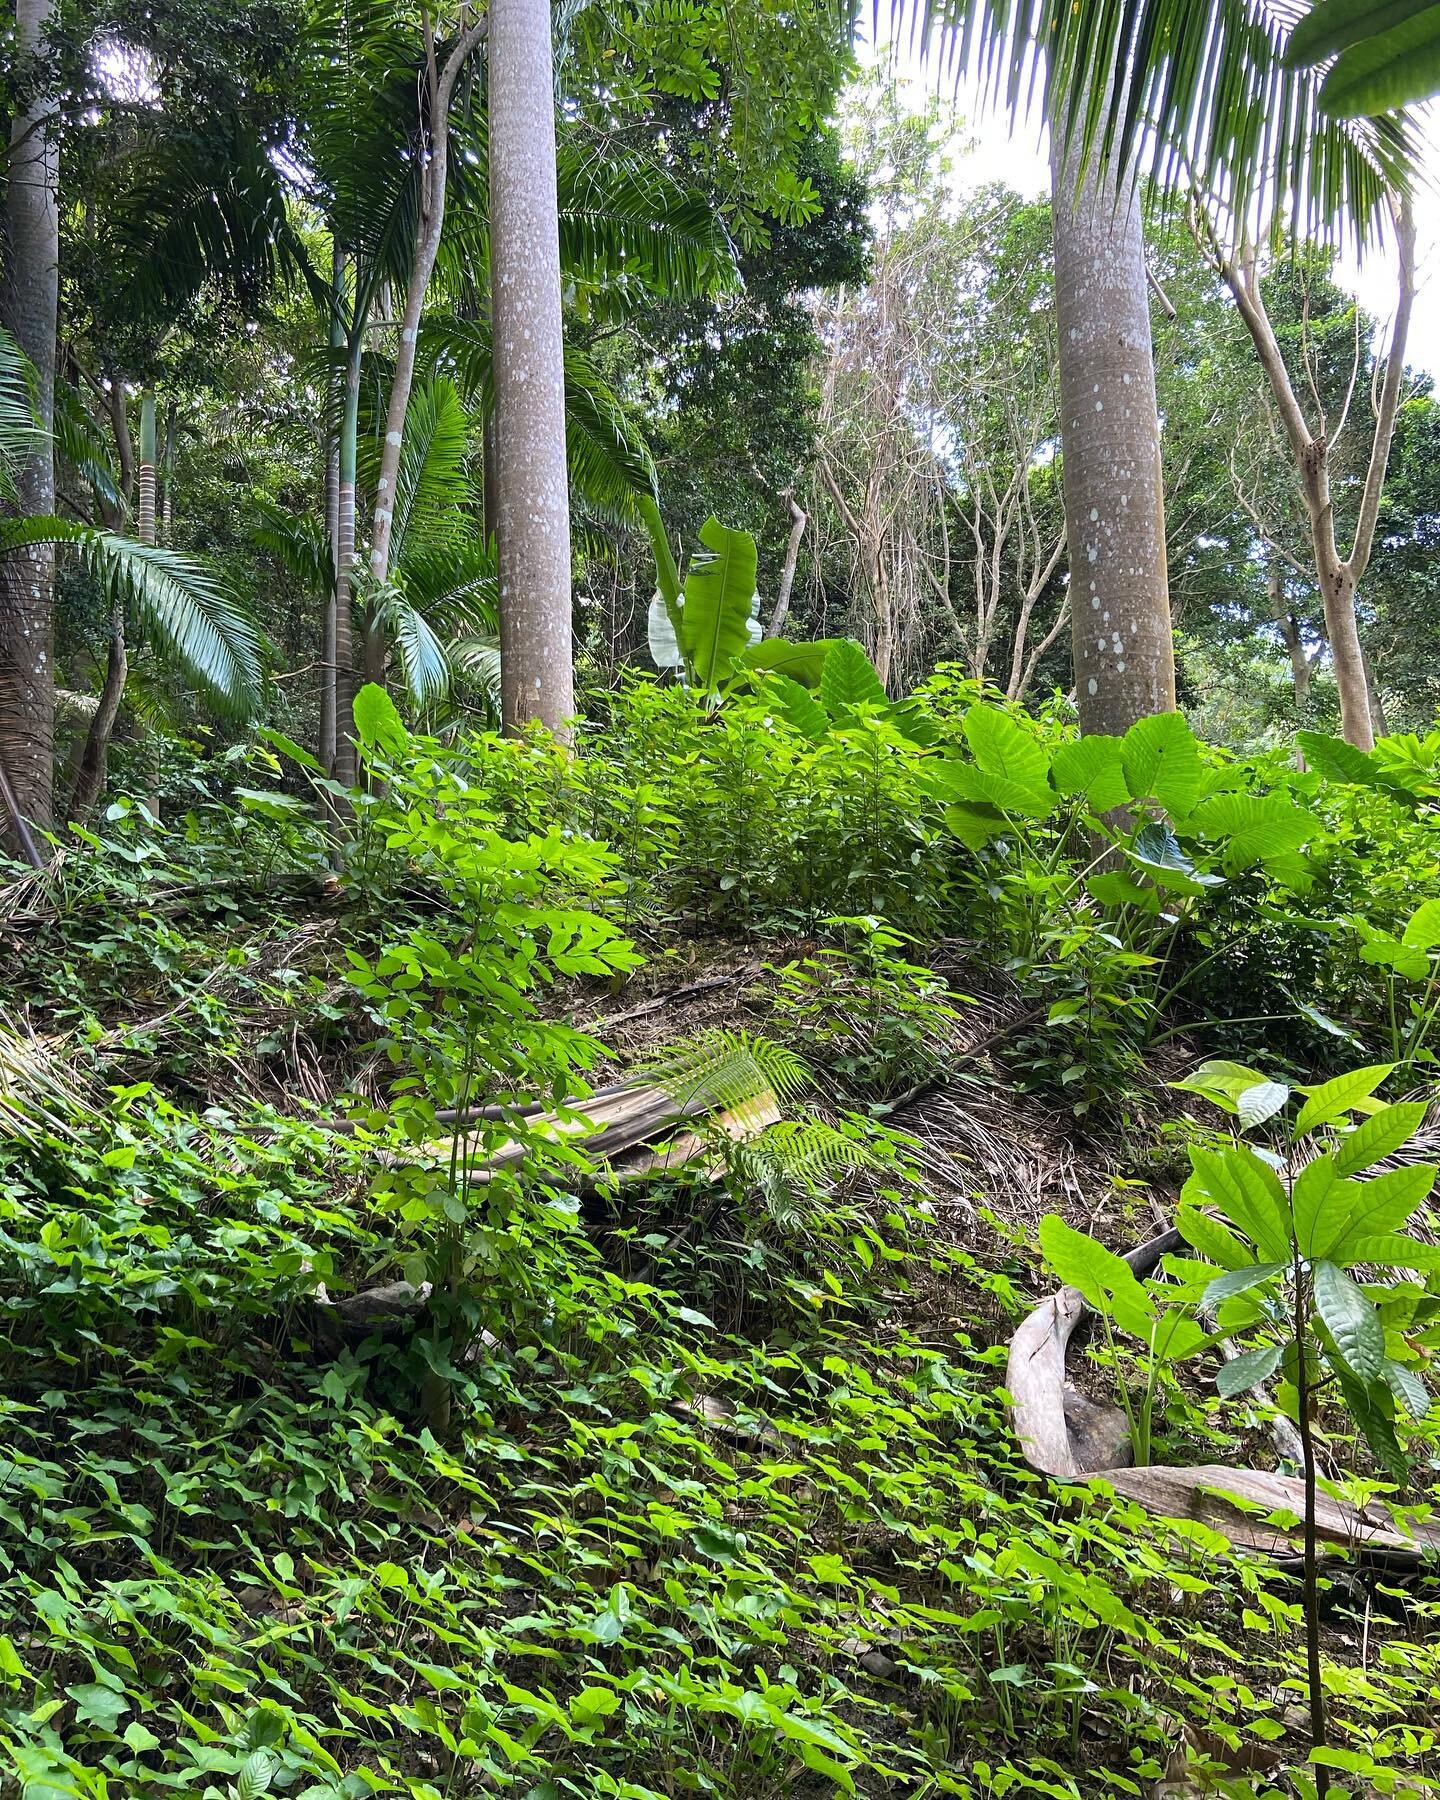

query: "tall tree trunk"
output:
1049 108 1175 735
491 0 575 737
0 0 61 852
332 334 361 789
766 491 807 639
321 246 345 780
160 398 175 543
70 388 154 820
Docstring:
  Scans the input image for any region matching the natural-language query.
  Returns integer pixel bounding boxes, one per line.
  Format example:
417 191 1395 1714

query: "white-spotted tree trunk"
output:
1050 116 1175 734
490 0 575 736
0 0 60 854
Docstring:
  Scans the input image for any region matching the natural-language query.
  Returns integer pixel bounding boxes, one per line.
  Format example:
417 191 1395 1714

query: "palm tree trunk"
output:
160 399 175 544
1049 104 1175 735
0 0 60 852
70 388 153 820
491 0 575 737
321 245 345 780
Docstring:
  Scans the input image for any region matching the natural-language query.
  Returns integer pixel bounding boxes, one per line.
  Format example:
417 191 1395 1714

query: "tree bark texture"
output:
491 0 576 737
0 0 61 847
1049 112 1176 736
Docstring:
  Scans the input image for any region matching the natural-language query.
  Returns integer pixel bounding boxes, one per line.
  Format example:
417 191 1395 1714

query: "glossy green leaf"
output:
1185 1146 1292 1260
1121 713 1203 819
1050 735 1129 811
680 517 759 690
1204 1262 1287 1305
1314 1259 1386 1380
1294 1064 1393 1136
1216 1342 1282 1397
819 638 889 714
1332 1101 1429 1177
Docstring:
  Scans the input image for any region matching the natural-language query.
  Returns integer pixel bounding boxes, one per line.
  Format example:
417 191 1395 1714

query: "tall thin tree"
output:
0 0 60 853
490 0 575 735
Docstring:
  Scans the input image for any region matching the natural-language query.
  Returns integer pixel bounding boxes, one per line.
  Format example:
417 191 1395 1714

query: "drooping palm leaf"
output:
0 328 43 504
555 145 739 305
356 376 475 569
889 0 1415 241
401 539 499 637
252 498 335 595
0 517 266 718
369 581 452 711
53 384 126 522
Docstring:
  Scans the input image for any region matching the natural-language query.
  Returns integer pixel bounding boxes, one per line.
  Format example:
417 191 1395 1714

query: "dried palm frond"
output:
0 1012 95 1147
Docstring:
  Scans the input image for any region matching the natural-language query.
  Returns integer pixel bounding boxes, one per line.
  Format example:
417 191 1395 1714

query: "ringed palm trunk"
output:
490 0 576 736
332 332 361 790
1049 103 1175 734
0 0 60 857
70 389 154 819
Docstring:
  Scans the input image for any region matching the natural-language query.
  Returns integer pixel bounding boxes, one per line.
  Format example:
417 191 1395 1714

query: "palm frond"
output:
0 328 43 504
0 517 266 719
447 632 503 717
642 1030 812 1117
368 581 452 711
400 538 498 636
890 0 1415 243
252 497 334 596
53 384 126 522
556 145 739 304
359 376 475 569
563 348 662 523
0 1010 96 1148
107 117 322 320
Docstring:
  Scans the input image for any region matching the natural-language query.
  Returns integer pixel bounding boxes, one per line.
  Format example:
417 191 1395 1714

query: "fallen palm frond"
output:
0 1011 96 1147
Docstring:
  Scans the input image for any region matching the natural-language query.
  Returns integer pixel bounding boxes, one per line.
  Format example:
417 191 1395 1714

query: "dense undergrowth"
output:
2 670 1440 1799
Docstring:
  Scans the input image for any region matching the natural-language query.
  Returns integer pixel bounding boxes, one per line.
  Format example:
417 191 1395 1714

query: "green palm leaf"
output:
369 582 452 711
252 498 334 596
53 384 126 523
0 328 43 504
890 0 1414 241
555 145 739 304
0 517 265 719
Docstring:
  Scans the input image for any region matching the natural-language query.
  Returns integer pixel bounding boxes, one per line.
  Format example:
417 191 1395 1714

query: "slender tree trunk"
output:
0 0 61 851
70 389 153 820
332 335 361 789
1049 103 1175 735
160 399 175 544
491 0 575 736
321 246 345 780
766 491 807 638
1212 197 1414 750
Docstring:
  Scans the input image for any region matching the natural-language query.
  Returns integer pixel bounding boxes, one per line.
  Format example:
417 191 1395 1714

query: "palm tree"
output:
892 0 1413 734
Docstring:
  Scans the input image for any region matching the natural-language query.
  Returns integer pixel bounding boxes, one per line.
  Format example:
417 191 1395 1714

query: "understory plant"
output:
1175 1056 1440 1794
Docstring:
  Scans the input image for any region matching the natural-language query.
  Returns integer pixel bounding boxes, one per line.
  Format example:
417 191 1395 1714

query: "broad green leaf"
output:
1323 1162 1438 1260
1121 712 1203 818
1314 1260 1386 1381
1128 823 1223 894
943 802 1011 849
1037 1213 1154 1337
1347 1231 1440 1271
1296 729 1378 784
942 762 1056 818
1176 1202 1256 1271
235 1750 277 1800
1333 1101 1429 1177
1331 1362 1408 1484
1402 897 1440 950
255 727 323 773
1292 1155 1358 1258
1358 929 1429 980
680 517 758 689
740 636 845 689
353 683 408 755
963 705 1051 801
762 672 830 740
819 638 888 714
1187 792 1313 873
1383 1358 1430 1418
1172 1060 1269 1115
1151 1307 1212 1361
1185 1146 1292 1260
66 1682 129 1732
1318 8 1440 115
1087 869 1161 912
1294 1064 1394 1136
1217 1343 1282 1397
1237 1081 1290 1129
1051 735 1130 811
1204 1262 1287 1305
